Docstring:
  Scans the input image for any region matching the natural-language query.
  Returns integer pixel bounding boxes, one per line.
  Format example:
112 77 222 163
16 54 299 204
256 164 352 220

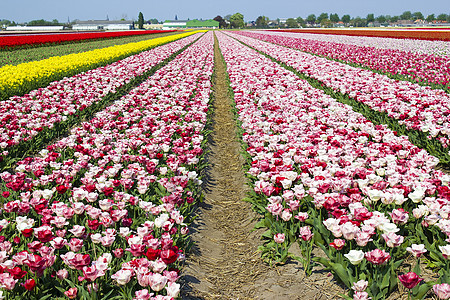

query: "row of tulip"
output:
0 30 176 49
0 32 203 169
0 31 214 299
271 28 450 42
238 31 450 91
0 31 201 101
0 32 180 68
229 31 450 160
217 31 450 299
261 31 450 56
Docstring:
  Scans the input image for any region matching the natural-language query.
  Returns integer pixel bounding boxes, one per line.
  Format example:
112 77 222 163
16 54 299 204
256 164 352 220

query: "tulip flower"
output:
433 283 450 299
398 272 422 289
344 250 365 265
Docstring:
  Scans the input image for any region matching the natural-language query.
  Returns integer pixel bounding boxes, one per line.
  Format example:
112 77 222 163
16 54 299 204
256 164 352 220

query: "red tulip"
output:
145 248 160 261
160 249 178 264
22 279 36 291
398 272 423 289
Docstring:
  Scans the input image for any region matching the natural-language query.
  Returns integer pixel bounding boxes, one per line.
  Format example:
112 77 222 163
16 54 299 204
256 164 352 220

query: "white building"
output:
162 20 187 30
72 20 134 30
6 26 64 31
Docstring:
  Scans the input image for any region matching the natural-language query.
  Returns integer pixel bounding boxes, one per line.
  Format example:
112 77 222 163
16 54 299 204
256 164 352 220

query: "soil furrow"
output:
181 32 345 300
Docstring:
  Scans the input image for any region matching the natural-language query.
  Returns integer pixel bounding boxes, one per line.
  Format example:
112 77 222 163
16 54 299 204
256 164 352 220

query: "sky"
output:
2 0 449 23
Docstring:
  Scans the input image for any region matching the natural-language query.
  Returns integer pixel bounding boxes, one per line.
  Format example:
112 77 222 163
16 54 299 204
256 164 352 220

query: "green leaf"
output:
412 282 435 300
380 271 391 293
254 219 267 229
261 229 273 239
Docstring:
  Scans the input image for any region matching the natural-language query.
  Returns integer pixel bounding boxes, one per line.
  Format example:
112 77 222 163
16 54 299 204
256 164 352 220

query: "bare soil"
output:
180 33 347 300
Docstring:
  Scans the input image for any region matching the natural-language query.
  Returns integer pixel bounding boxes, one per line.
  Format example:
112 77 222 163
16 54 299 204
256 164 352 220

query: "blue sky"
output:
2 0 449 23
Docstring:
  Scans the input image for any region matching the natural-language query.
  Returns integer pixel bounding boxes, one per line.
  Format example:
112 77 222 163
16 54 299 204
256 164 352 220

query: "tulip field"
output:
1 27 450 299
0 31 178 49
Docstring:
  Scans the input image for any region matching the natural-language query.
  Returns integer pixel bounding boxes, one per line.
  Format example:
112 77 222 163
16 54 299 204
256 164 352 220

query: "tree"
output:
341 14 351 24
400 11 412 20
255 16 269 28
426 14 436 22
329 13 340 23
138 12 144 29
306 14 316 24
350 17 366 27
390 16 399 23
230 13 244 28
213 16 226 28
366 13 375 23
412 11 424 20
317 13 329 23
296 17 305 27
28 19 61 26
437 13 448 21
286 18 298 28
0 19 12 26
376 15 386 23
320 19 332 28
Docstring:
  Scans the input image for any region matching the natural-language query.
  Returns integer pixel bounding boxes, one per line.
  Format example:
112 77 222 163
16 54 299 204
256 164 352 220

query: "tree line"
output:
254 11 450 28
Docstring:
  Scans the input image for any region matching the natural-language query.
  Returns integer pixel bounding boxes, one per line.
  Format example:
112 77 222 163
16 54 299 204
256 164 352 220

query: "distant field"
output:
270 28 450 41
0 30 178 49
0 31 182 67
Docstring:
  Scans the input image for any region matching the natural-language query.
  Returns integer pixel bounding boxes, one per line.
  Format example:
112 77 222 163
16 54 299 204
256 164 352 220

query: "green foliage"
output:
213 15 227 28
27 19 62 26
285 18 298 28
413 11 424 20
400 11 413 20
230 12 245 28
306 14 316 24
437 13 449 21
137 12 144 29
317 13 329 23
255 16 269 28
426 14 436 22
341 14 351 23
329 13 340 23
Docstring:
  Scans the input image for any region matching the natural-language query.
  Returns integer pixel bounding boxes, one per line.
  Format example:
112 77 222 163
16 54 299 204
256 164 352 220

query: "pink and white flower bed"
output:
257 30 450 56
0 31 214 299
236 30 450 88
217 31 450 299
0 33 203 156
229 31 450 148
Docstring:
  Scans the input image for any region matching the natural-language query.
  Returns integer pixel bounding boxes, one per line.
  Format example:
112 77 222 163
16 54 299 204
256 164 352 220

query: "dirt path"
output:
180 34 346 300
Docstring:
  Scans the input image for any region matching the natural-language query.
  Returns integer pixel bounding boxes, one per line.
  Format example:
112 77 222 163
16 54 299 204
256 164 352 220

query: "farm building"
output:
163 20 188 29
163 19 219 30
186 19 219 28
5 26 64 31
72 20 134 30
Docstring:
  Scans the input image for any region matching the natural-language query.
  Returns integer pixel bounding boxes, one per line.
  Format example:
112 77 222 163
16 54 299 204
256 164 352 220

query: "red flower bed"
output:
0 30 177 48
270 29 450 41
